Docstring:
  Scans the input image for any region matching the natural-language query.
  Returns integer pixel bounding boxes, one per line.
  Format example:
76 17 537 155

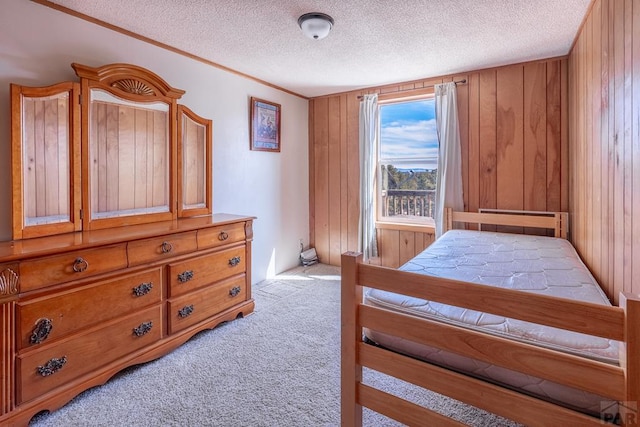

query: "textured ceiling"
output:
45 0 592 98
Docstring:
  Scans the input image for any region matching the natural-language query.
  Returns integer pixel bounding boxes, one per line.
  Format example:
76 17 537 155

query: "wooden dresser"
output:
3 62 256 425
0 214 254 425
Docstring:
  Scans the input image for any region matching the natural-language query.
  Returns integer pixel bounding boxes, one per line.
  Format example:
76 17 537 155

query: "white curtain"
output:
358 94 379 260
434 82 464 238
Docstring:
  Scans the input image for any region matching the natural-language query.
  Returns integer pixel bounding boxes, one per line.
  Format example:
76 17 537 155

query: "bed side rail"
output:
445 208 569 238
359 264 624 340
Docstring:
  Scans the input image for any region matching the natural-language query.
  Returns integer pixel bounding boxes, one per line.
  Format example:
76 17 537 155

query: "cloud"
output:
380 118 438 163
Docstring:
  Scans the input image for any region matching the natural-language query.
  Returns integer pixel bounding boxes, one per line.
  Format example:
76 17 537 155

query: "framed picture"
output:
250 97 281 152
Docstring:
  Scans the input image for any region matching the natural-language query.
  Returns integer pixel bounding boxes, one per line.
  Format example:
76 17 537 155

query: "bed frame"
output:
341 209 640 426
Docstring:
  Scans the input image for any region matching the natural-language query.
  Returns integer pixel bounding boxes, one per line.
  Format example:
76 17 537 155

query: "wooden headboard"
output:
445 208 569 239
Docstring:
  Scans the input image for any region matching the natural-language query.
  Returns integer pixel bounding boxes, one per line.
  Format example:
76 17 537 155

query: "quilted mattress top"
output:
365 229 619 364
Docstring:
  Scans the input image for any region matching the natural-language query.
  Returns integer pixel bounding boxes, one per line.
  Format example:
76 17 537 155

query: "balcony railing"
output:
382 189 436 219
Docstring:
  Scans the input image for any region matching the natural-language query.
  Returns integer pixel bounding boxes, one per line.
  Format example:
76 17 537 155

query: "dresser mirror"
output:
10 82 81 240
74 62 184 230
10 63 212 239
88 88 170 221
178 105 212 217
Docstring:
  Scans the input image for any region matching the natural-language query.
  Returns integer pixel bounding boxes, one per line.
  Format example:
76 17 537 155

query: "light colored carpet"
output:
29 264 518 426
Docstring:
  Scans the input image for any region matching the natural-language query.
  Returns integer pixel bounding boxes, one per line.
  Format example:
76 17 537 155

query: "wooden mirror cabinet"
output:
0 63 254 425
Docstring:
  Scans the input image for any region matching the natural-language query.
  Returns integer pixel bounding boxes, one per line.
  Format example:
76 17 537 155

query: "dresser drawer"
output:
17 305 162 404
167 275 247 334
17 267 163 350
167 246 246 298
20 244 128 292
127 231 198 267
197 222 246 250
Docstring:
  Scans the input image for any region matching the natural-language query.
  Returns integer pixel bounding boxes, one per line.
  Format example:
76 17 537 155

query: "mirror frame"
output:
177 105 212 218
73 63 186 230
10 82 82 240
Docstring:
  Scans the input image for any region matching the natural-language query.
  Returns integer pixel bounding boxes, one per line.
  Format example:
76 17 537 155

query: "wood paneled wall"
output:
568 0 640 302
376 225 435 268
309 58 569 267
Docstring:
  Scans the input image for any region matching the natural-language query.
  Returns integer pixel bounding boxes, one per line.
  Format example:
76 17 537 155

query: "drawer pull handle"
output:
229 286 242 297
178 305 194 318
37 356 67 377
177 270 194 283
72 257 89 273
161 241 173 254
30 318 53 345
132 282 153 297
229 256 241 267
218 231 229 241
133 321 153 337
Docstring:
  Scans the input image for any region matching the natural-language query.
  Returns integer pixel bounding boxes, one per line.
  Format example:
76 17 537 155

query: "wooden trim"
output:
308 100 316 250
377 87 435 102
375 221 435 234
31 0 307 100
569 0 599 53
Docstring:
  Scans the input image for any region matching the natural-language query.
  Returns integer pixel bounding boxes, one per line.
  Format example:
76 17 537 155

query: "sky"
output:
379 98 438 170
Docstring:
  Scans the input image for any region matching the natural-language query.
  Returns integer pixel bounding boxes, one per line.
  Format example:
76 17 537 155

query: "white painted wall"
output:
0 0 309 282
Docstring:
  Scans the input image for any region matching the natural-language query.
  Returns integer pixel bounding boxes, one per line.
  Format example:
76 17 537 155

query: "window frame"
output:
375 90 438 228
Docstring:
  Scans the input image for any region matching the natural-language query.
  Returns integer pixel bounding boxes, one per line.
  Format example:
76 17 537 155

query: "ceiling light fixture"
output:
298 12 334 40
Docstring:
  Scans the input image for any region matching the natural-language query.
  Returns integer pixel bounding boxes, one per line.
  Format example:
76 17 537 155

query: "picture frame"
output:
250 97 281 152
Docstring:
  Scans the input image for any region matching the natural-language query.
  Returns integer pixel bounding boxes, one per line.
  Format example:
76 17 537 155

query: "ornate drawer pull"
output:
132 282 153 297
218 231 229 241
177 270 194 283
133 321 153 337
37 356 67 377
72 257 89 273
229 286 241 297
178 305 194 318
229 256 241 267
30 318 53 344
161 241 173 254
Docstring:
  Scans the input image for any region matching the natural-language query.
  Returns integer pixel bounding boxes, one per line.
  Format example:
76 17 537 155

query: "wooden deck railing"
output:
382 189 435 219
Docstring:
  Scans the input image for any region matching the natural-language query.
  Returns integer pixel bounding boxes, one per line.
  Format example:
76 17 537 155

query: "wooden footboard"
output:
341 211 640 426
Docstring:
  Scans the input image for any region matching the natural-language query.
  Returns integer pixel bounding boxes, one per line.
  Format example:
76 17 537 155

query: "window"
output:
378 97 438 225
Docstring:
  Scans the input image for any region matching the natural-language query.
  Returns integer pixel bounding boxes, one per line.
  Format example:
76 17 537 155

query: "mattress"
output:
364 229 618 415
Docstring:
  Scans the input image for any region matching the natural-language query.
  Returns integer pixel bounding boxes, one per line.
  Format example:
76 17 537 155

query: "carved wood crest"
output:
0 268 19 296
